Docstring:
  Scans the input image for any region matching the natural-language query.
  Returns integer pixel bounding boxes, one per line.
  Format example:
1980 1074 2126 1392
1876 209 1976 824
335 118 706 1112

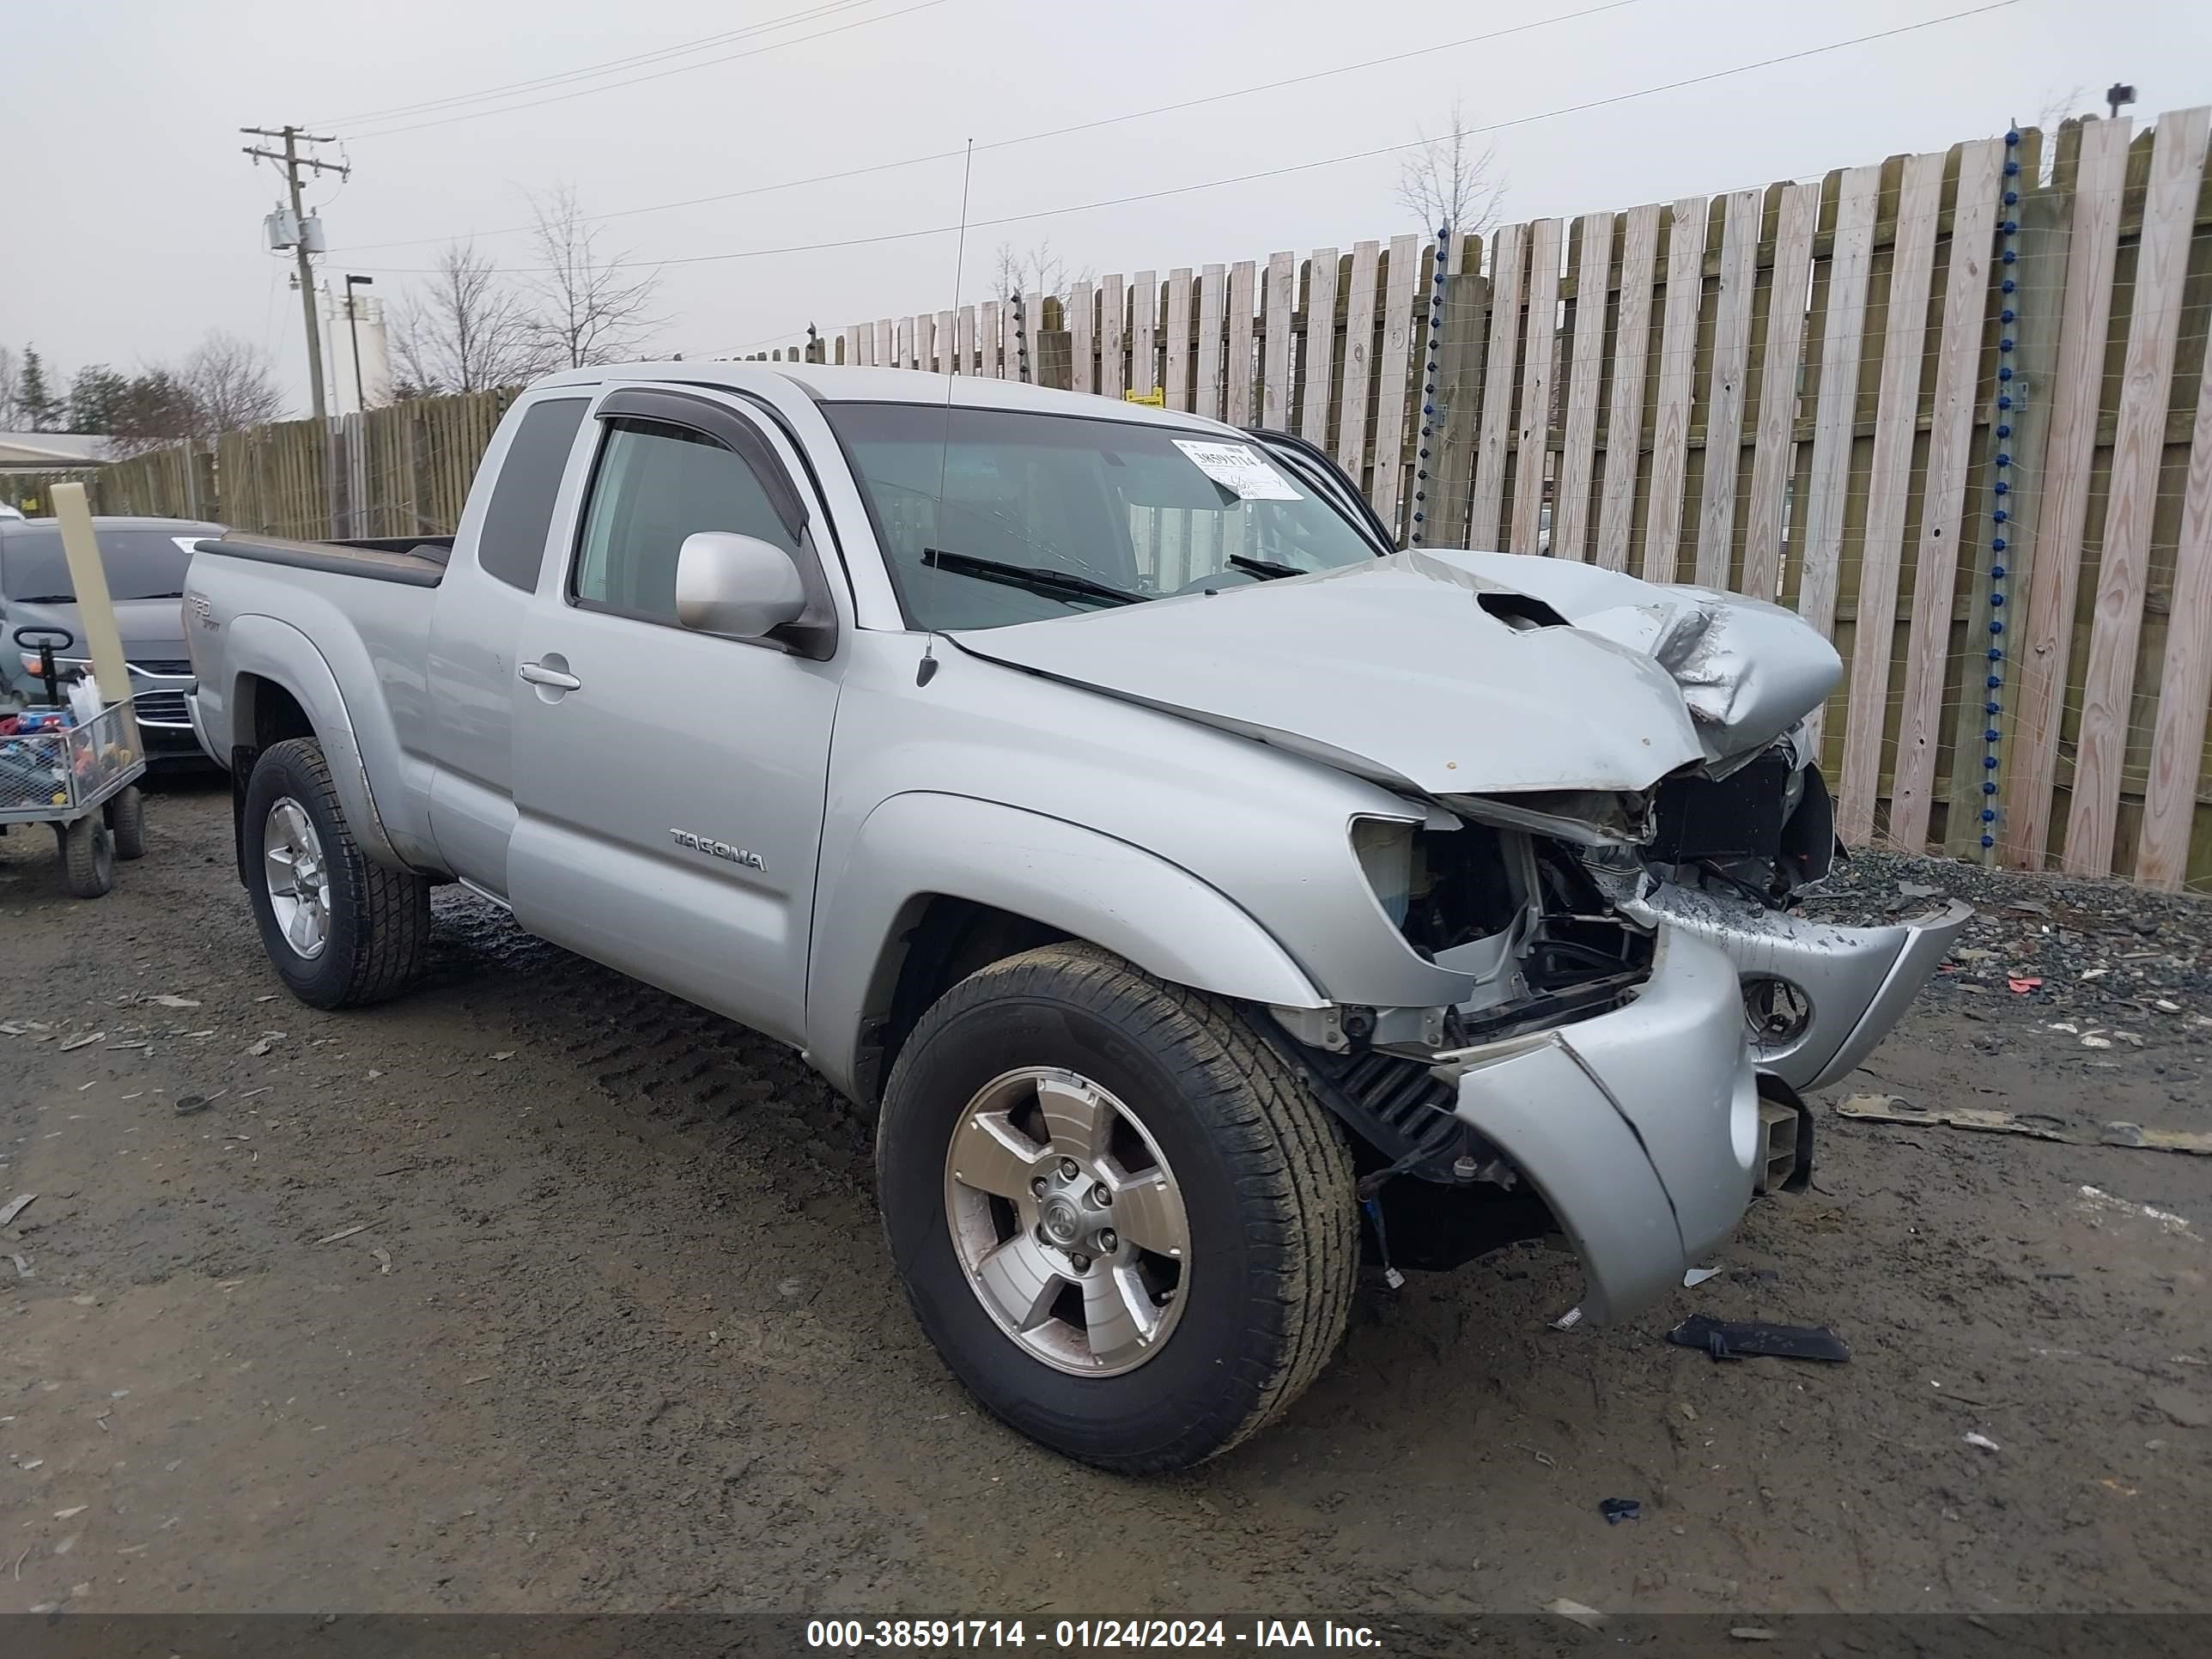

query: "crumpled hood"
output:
1443 551 1841 768
949 550 1717 794
947 550 1842 798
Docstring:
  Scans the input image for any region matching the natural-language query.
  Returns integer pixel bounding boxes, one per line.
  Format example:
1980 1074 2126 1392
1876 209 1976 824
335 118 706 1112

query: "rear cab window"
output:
477 398 589 592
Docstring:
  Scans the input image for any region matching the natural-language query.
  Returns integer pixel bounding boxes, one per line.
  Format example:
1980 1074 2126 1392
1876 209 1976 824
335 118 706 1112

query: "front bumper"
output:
1429 926 1760 1323
1632 886 1972 1092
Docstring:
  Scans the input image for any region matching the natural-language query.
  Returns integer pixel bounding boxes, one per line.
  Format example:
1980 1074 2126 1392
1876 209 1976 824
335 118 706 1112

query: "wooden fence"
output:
94 107 2212 891
94 390 518 543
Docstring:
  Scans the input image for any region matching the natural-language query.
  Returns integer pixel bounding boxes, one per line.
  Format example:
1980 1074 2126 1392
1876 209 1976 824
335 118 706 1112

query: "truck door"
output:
505 384 842 1048
426 390 596 897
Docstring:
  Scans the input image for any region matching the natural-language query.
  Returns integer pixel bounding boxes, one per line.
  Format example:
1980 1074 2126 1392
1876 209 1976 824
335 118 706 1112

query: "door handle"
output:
518 661 581 690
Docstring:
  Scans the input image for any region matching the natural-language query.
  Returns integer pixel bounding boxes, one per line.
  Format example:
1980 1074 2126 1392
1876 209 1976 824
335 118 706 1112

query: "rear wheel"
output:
108 785 146 860
58 814 114 898
244 738 429 1009
878 943 1358 1472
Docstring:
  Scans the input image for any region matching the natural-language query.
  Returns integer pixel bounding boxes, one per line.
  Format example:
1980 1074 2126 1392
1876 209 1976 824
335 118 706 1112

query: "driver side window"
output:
572 418 799 625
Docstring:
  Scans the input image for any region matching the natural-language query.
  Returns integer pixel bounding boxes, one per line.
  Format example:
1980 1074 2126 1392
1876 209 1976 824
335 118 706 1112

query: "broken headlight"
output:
1351 816 1522 958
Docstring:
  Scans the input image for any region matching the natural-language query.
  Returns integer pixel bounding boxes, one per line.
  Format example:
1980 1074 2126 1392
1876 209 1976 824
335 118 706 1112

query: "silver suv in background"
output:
179 364 1965 1470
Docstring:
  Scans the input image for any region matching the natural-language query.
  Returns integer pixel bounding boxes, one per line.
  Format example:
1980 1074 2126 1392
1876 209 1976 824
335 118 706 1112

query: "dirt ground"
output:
3 776 2207 1620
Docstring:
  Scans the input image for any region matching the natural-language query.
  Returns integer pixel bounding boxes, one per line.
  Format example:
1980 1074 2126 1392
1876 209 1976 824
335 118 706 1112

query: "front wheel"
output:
878 943 1358 1472
58 814 114 898
243 737 430 1009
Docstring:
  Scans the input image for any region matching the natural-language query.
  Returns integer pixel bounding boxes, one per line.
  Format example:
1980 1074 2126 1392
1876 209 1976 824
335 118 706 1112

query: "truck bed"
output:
193 533 455 589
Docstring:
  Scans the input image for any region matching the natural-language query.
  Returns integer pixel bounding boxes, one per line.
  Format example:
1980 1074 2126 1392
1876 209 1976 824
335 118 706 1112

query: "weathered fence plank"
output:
1594 203 1661 574
1798 164 1882 755
1466 222 1522 547
1262 250 1295 431
1225 259 1256 426
1337 240 1382 483
2063 106 2212 875
1509 219 1561 555
1070 283 1095 393
1837 149 1944 844
1299 249 1340 447
1553 212 1612 562
1099 274 1126 398
1370 234 1421 535
2137 341 2212 889
1643 196 1708 583
1131 270 1158 400
1890 137 2004 849
1196 264 1227 420
1741 180 1820 600
1425 233 1484 549
1694 188 1763 588
1164 268 1194 410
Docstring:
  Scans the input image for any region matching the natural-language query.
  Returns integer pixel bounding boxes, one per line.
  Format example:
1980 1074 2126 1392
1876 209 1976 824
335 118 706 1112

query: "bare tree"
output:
1395 98 1508 236
181 332 286 435
520 185 660 369
2037 83 2092 131
992 240 1092 305
393 241 542 394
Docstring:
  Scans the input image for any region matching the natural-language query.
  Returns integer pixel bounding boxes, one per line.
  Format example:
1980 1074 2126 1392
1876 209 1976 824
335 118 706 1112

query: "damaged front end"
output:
1274 735 1966 1318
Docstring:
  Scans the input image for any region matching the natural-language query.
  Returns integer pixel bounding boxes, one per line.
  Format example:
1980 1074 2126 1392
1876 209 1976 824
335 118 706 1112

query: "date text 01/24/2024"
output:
804 1620 1383 1650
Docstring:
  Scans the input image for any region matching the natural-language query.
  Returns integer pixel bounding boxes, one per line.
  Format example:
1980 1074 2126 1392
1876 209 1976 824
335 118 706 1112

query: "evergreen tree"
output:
16 347 62 432
67 365 130 434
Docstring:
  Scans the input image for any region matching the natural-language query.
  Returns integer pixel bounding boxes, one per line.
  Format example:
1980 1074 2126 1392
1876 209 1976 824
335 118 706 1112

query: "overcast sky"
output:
6 0 2207 410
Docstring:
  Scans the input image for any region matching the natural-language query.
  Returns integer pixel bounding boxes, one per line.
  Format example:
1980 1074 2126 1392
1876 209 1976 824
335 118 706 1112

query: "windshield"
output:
822 403 1382 630
0 529 198 603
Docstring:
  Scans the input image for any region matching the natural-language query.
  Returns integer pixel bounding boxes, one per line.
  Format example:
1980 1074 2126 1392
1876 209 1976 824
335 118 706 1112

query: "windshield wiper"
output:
921 547 1141 608
10 594 76 605
1225 555 1307 581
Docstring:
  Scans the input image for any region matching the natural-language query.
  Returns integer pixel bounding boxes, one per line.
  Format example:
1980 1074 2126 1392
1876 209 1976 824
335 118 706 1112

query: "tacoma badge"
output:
670 829 765 871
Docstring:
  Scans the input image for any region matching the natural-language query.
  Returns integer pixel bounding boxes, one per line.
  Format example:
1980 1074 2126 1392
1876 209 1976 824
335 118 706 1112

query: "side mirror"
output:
675 532 807 639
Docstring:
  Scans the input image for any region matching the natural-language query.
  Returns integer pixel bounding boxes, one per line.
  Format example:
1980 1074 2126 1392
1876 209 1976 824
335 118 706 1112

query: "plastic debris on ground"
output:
1837 1094 2212 1156
1599 1498 1643 1524
1666 1313 1850 1364
1543 1599 1607 1631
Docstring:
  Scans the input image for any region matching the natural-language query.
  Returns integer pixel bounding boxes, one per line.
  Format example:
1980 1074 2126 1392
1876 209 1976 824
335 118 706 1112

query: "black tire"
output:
108 785 147 860
878 942 1358 1472
58 814 114 898
243 737 430 1009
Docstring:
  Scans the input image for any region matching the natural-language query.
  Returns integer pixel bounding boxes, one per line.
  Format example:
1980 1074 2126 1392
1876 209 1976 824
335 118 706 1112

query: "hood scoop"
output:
1475 590 1570 631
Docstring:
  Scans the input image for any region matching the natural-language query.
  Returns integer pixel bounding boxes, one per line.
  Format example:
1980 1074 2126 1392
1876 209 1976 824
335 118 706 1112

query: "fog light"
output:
1742 975 1812 1049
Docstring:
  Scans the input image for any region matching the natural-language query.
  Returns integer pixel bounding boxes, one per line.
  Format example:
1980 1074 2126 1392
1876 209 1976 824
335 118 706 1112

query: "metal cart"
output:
0 701 148 898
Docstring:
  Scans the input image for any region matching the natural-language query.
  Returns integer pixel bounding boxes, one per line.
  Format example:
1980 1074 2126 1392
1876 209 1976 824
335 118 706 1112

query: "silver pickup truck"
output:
184 363 1966 1471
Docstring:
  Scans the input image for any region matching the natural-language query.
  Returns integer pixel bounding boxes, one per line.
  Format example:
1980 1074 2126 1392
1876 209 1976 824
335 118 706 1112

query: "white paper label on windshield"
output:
1172 440 1303 501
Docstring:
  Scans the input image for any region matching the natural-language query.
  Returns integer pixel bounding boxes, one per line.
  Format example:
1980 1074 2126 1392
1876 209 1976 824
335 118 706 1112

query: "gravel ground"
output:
2 780 2208 1620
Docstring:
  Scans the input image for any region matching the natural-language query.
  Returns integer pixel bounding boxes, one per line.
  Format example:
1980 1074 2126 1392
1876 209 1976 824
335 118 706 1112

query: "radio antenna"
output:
919 138 974 689
935 137 975 495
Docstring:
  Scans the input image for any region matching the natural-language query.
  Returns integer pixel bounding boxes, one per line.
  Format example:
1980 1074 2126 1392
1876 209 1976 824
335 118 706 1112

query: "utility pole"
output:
241 125 348 419
343 274 374 415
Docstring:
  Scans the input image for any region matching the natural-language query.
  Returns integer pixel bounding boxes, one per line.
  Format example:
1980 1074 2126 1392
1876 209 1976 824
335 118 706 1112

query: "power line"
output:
313 0 884 128
341 3 2021 281
336 0 951 139
327 0 1646 255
